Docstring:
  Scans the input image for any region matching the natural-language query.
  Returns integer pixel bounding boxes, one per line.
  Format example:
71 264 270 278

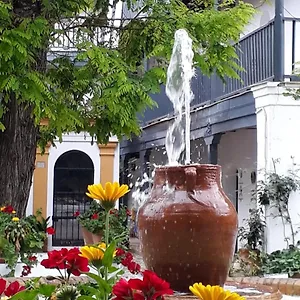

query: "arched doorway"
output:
52 150 94 246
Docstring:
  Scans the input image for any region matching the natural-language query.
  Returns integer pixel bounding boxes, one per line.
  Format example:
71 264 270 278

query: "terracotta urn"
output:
138 164 238 292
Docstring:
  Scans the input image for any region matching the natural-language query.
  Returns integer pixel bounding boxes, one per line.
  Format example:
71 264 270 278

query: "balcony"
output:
140 17 300 126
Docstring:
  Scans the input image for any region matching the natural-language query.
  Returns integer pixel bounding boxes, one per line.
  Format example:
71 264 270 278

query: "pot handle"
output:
185 167 197 192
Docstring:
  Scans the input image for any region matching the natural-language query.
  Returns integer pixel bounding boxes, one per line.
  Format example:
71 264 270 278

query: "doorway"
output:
52 150 94 246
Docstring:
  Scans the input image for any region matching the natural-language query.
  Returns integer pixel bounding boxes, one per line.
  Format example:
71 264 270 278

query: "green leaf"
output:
9 290 39 300
38 284 56 296
85 272 111 293
102 240 116 267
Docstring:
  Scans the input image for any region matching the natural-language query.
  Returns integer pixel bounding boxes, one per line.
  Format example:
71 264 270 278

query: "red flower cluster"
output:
46 227 55 235
41 248 89 276
116 249 141 274
0 278 25 297
1 205 14 213
21 265 31 277
74 211 80 217
91 213 99 219
28 255 37 262
110 209 118 215
113 270 173 300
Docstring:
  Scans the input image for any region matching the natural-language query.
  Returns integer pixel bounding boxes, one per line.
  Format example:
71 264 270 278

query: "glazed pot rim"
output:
154 164 221 171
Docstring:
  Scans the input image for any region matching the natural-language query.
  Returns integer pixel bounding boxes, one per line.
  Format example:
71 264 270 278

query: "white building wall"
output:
218 129 257 248
242 0 274 36
253 81 300 253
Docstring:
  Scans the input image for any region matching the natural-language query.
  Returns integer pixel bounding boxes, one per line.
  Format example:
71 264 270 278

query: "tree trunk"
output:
0 0 46 216
0 97 38 217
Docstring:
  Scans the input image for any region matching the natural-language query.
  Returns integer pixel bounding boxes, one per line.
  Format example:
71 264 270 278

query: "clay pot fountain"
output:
138 164 238 292
136 29 238 292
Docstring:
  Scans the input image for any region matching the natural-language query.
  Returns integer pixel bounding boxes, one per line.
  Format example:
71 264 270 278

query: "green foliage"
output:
0 0 254 146
78 202 129 245
238 208 266 251
257 169 300 247
261 246 300 277
0 208 49 275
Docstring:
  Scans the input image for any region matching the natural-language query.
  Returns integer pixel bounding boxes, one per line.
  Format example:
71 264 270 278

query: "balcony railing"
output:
46 16 300 126
142 18 300 125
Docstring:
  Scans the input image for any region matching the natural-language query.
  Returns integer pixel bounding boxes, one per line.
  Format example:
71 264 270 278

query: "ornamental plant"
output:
0 207 55 276
76 199 131 246
8 181 246 300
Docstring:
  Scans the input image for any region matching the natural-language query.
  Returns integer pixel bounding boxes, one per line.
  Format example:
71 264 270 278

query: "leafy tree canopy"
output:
0 0 254 147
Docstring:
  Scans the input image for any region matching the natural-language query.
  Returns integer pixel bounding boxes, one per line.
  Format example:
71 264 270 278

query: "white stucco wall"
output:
242 0 274 36
253 81 300 253
218 130 257 248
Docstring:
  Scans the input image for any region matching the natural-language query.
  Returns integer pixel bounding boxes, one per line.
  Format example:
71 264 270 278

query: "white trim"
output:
47 133 101 249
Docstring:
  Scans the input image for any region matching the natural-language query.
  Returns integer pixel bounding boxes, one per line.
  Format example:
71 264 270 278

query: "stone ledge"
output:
227 277 300 296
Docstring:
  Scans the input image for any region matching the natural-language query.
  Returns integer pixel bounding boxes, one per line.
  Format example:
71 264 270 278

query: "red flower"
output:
0 278 6 294
65 248 90 276
74 211 80 217
28 255 37 262
116 248 126 257
91 213 99 219
128 270 173 299
41 248 89 276
3 205 14 213
127 261 141 274
121 252 133 267
46 227 55 235
21 265 31 277
112 279 144 300
126 209 131 216
4 281 25 297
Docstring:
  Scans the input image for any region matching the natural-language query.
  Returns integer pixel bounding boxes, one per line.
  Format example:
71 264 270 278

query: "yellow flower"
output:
12 210 16 214
0 207 5 212
12 217 19 222
189 283 245 300
80 243 107 262
86 182 129 210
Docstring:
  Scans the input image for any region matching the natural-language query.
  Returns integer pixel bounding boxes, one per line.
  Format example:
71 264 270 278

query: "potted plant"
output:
237 208 265 274
77 201 106 244
76 200 130 247
0 206 55 276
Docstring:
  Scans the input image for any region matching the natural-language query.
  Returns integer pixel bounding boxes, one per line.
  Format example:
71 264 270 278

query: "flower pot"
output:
92 232 103 244
81 226 94 245
138 164 238 292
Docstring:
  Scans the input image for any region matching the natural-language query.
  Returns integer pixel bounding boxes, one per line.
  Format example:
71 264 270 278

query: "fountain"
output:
137 29 239 292
134 29 283 300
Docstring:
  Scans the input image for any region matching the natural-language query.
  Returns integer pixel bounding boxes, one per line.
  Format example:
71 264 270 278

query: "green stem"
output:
104 209 110 300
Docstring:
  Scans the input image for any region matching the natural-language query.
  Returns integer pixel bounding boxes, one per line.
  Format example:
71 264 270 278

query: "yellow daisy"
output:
80 244 106 262
86 182 129 210
189 283 245 300
12 217 19 222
